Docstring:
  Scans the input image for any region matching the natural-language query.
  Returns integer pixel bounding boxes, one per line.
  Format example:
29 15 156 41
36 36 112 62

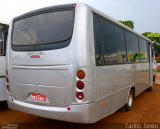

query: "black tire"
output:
147 75 155 91
153 75 155 84
147 84 154 91
125 90 134 111
0 101 8 109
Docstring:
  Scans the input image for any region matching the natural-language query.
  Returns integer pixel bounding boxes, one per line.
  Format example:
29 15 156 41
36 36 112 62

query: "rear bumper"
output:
7 94 96 123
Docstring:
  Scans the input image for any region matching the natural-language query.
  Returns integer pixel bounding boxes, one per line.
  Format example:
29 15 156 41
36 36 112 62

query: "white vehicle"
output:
0 22 8 101
6 4 156 123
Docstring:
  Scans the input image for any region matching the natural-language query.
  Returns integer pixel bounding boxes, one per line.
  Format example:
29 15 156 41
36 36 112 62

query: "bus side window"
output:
0 28 4 56
125 31 139 63
93 13 104 65
152 47 156 58
152 46 158 63
101 19 126 65
139 38 149 62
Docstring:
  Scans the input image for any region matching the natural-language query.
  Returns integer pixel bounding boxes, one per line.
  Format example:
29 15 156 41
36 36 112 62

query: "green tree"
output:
142 32 160 42
142 32 160 53
119 20 134 29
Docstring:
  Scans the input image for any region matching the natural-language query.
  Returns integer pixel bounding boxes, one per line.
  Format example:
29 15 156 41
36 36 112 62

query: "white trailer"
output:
0 22 8 101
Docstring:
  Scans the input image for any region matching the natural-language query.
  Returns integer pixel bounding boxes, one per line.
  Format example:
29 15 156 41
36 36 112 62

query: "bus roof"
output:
12 3 152 44
81 3 152 43
13 4 74 21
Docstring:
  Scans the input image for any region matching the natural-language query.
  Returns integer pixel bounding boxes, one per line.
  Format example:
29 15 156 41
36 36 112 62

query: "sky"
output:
0 0 159 34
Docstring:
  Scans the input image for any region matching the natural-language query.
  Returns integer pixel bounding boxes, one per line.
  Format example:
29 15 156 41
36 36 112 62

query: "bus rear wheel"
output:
147 75 155 91
147 85 154 91
125 90 134 111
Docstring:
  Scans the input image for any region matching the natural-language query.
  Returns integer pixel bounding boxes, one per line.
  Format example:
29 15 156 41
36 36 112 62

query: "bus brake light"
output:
76 81 84 90
77 70 85 79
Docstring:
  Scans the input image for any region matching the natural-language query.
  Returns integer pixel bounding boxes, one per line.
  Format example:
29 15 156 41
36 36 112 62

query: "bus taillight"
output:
76 92 84 100
76 81 84 90
76 69 85 101
77 70 85 80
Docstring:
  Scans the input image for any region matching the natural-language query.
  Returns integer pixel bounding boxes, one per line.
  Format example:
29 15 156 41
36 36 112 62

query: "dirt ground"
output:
0 85 160 129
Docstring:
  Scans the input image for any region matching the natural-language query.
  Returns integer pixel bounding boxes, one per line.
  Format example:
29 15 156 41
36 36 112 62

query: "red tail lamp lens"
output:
76 81 84 90
76 92 84 100
77 70 85 79
67 107 71 111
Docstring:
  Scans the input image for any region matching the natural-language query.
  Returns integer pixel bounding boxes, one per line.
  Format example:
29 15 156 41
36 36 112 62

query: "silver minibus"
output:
6 3 156 123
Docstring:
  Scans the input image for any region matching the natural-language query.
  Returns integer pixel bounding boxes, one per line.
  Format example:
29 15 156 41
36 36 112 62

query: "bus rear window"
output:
12 9 74 51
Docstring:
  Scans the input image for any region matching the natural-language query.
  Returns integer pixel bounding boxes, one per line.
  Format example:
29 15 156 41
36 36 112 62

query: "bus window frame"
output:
0 26 5 56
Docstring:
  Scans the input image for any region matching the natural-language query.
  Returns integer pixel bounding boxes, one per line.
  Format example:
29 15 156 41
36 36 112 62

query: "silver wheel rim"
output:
128 93 133 107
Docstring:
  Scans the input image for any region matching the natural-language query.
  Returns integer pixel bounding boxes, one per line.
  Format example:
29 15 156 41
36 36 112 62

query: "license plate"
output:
31 93 46 102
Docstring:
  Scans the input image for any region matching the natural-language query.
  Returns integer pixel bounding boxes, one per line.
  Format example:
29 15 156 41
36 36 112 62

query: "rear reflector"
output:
67 107 71 111
76 92 84 100
30 55 40 58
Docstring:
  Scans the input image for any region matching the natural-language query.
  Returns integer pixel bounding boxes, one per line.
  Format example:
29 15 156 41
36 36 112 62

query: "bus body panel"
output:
0 77 6 101
7 95 96 123
7 4 97 123
11 45 74 66
72 4 96 104
0 55 6 101
8 35 75 107
95 85 130 121
10 65 74 106
7 4 95 107
0 56 5 76
95 63 150 120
